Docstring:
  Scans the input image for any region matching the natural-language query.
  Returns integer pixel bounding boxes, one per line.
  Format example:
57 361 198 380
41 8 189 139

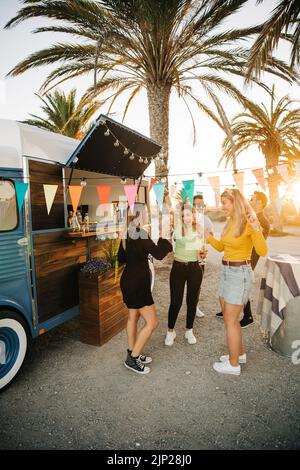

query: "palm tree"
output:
247 0 300 79
220 86 300 204
5 0 298 178
23 88 101 139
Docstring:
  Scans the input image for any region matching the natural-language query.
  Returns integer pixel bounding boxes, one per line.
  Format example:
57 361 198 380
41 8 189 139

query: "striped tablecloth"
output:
257 254 300 338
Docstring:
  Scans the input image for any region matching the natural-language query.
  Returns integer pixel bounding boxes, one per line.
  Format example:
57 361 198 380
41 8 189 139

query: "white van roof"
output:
0 119 78 169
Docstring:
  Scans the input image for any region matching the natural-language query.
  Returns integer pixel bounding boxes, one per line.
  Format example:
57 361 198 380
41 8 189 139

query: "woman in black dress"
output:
118 210 172 374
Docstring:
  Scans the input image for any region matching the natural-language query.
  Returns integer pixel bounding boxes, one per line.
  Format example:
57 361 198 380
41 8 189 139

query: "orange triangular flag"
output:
69 186 83 214
97 186 111 213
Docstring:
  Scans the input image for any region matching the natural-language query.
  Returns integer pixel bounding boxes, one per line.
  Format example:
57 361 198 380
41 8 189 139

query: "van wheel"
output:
0 312 28 391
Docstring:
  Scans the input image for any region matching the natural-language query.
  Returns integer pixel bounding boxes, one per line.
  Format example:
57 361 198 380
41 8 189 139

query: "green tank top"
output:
174 226 204 262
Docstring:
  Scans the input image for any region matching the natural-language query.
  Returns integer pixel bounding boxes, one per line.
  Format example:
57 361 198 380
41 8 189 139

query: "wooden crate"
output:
79 265 128 346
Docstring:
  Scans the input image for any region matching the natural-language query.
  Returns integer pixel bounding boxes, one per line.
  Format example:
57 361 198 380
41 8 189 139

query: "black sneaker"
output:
127 349 152 364
124 354 150 374
216 311 223 318
240 316 254 328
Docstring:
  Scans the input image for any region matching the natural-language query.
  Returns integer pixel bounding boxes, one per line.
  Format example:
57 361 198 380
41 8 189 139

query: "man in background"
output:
193 194 214 318
216 190 270 327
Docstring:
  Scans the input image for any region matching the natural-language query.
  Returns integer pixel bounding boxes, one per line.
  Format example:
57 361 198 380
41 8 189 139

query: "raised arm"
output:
144 237 173 260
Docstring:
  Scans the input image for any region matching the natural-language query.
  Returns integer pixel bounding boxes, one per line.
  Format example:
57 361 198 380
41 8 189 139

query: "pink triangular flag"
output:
252 168 266 190
207 176 220 196
277 164 289 183
232 171 244 193
124 184 138 214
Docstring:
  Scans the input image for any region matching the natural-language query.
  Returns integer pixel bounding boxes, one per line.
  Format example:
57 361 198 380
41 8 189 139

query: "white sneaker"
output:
213 361 241 376
196 307 205 318
185 329 197 344
165 330 176 346
219 353 247 364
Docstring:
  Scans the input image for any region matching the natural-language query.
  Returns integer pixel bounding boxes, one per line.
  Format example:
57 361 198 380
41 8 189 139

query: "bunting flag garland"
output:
277 164 289 183
97 185 111 213
252 168 266 190
182 180 195 204
207 176 220 196
69 186 83 215
43 184 58 215
15 182 29 211
149 178 158 191
123 184 138 214
232 171 244 193
152 182 165 210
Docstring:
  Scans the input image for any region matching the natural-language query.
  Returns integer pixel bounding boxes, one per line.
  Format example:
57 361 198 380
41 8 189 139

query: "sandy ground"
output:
0 223 300 450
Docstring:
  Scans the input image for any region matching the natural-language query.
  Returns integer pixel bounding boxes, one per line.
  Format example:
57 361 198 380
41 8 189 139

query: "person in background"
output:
118 207 172 375
206 188 268 376
215 190 270 328
165 204 205 346
193 194 214 318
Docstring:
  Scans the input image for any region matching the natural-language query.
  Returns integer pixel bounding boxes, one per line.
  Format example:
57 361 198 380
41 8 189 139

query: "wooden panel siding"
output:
29 160 65 231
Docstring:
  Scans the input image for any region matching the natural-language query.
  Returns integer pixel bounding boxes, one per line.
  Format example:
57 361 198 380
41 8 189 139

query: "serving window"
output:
0 180 18 232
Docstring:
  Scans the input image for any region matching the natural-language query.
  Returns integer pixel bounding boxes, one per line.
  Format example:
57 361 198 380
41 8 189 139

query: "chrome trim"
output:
23 156 38 329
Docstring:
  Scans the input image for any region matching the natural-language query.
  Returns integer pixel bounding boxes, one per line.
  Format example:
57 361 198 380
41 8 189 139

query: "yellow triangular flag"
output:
43 184 58 214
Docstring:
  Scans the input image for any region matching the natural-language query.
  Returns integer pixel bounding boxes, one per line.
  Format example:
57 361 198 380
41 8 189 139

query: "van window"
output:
0 180 18 231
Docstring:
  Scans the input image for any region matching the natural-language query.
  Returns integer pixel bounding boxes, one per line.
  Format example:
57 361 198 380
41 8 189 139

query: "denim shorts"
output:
218 264 254 305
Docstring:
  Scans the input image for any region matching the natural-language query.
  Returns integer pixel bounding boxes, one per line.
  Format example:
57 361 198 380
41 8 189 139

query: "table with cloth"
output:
257 254 300 357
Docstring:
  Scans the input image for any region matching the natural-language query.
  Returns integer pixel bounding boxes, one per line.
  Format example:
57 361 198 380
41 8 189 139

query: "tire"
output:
148 257 155 292
0 311 28 391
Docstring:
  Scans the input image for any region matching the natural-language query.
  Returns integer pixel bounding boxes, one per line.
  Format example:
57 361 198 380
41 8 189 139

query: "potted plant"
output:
78 241 128 346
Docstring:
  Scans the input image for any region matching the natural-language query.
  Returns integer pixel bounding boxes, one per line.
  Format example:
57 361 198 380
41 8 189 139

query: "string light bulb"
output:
139 157 143 163
104 129 110 136
129 153 135 160
80 177 87 187
144 158 148 164
99 119 106 125
123 148 129 155
114 140 120 147
121 177 127 184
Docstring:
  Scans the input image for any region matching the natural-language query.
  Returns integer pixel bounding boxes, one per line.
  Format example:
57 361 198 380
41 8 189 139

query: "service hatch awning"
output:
66 114 161 179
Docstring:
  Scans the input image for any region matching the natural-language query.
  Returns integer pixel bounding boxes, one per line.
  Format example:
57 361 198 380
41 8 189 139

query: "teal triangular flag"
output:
182 180 194 204
152 182 165 210
15 182 29 211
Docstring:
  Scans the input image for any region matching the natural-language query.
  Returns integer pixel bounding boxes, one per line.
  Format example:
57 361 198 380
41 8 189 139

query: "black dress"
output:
118 229 172 309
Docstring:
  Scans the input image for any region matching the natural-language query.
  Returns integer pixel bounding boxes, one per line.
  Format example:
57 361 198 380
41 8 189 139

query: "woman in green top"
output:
165 204 205 346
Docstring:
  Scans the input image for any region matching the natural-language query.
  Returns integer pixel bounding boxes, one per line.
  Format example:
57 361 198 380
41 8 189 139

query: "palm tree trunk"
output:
147 84 171 179
268 168 283 232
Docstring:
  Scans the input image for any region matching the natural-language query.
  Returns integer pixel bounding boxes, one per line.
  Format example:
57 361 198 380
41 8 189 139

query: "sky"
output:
0 0 299 204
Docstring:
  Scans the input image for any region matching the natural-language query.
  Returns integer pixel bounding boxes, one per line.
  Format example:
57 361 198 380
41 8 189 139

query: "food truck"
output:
0 115 161 390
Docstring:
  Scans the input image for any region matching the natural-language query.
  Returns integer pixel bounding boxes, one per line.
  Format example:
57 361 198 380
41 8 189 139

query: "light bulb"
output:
104 129 110 136
124 148 129 155
161 177 167 183
121 177 127 184
139 157 143 163
80 177 87 187
99 119 106 125
114 140 120 147
129 153 135 160
144 158 148 164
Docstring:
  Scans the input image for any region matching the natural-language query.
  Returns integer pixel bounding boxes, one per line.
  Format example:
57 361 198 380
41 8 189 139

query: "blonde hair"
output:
221 188 255 237
180 204 197 237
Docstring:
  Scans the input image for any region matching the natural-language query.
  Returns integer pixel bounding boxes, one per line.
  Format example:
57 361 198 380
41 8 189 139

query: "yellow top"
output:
207 221 268 261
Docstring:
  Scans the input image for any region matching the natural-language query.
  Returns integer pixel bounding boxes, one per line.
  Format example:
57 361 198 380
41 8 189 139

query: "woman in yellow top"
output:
206 188 268 376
